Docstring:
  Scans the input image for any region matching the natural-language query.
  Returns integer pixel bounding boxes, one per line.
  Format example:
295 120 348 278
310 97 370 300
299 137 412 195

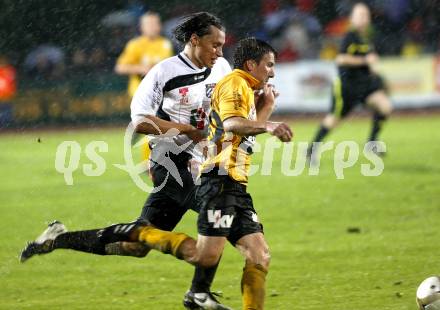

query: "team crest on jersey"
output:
179 87 189 104
205 83 216 98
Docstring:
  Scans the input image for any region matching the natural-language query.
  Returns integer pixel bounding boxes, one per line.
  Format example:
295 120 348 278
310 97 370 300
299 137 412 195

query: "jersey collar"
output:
179 52 204 71
233 69 261 89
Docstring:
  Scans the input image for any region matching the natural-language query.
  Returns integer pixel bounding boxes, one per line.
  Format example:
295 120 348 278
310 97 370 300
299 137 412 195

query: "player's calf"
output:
104 241 150 257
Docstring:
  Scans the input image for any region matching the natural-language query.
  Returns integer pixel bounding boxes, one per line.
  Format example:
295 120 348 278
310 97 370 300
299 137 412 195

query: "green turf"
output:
1 115 439 309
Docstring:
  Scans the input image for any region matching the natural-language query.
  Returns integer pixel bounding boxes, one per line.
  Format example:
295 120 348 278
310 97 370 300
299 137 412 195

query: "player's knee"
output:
195 252 221 268
382 101 393 116
323 114 338 129
261 247 271 269
247 247 271 269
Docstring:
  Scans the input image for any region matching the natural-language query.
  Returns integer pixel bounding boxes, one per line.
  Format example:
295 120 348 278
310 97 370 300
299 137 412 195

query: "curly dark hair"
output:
233 37 277 69
172 12 225 44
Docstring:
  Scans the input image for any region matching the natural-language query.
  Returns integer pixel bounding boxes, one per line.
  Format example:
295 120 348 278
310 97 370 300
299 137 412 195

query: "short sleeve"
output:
117 40 140 65
130 64 164 125
217 79 249 121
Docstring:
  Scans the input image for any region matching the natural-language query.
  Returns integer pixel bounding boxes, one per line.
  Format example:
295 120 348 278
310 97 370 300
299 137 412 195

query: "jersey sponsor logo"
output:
190 107 207 129
194 74 204 81
233 91 242 110
205 83 216 98
179 87 189 96
179 87 189 104
207 210 234 228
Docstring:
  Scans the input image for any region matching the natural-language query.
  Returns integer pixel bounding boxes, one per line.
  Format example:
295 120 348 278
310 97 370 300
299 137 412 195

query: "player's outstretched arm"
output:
223 117 293 142
335 53 370 67
135 115 205 142
115 63 153 77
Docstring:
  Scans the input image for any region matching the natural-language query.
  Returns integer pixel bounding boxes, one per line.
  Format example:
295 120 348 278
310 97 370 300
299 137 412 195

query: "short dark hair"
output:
173 12 225 44
233 37 277 69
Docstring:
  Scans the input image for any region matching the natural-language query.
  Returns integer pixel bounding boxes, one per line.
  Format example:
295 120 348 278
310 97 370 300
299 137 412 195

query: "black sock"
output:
314 124 330 142
308 125 330 155
190 261 220 293
369 112 387 141
52 229 106 255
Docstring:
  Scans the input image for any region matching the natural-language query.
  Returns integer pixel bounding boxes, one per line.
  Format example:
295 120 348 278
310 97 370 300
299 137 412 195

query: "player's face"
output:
194 26 225 68
350 3 371 31
141 15 161 38
249 52 275 89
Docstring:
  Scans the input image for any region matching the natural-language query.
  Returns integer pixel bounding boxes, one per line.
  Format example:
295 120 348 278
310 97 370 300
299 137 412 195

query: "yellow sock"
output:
241 263 268 310
136 226 190 258
141 137 151 161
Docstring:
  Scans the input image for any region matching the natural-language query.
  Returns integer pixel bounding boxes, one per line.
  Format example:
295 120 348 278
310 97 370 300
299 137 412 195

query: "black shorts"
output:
138 154 197 232
196 174 263 245
330 74 385 118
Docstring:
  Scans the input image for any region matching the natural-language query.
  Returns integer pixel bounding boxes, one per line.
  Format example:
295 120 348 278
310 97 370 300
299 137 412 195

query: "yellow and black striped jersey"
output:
201 69 260 185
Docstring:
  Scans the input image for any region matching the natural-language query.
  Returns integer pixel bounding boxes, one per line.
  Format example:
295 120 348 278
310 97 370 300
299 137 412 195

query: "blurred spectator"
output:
89 48 107 69
115 11 173 97
266 1 321 61
319 39 339 60
420 0 440 53
24 44 65 80
0 55 16 127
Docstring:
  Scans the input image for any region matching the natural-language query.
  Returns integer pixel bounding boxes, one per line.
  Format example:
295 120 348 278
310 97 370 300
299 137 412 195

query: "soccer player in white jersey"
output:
20 12 232 310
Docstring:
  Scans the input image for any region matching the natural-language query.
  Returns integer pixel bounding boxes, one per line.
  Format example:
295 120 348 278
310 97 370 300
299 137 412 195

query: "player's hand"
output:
265 121 293 142
255 84 278 110
185 126 207 143
365 53 379 66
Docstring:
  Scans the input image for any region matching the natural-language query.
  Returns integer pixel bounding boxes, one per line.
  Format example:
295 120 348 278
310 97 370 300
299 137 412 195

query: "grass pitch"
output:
0 115 439 310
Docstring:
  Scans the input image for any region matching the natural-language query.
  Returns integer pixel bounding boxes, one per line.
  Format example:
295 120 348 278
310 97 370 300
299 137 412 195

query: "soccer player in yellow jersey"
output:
115 12 173 165
115 11 173 97
118 37 293 310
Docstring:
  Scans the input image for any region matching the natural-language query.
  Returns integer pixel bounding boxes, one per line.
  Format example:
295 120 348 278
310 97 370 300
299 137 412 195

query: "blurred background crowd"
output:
1 0 439 80
0 0 439 126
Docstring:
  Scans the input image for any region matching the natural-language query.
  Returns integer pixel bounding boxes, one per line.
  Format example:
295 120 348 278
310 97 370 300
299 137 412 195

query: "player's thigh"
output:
329 83 355 122
139 166 193 231
366 90 392 115
194 235 227 267
235 232 270 268
140 197 187 231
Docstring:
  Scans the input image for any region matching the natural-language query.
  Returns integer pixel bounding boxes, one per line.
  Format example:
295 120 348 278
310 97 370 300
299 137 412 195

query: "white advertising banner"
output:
272 56 440 113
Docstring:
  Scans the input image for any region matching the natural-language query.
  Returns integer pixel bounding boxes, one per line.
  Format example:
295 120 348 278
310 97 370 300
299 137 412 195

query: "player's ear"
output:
245 59 256 72
190 33 199 47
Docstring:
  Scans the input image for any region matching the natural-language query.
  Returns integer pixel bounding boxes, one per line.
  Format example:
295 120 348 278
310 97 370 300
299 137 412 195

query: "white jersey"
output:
131 52 231 163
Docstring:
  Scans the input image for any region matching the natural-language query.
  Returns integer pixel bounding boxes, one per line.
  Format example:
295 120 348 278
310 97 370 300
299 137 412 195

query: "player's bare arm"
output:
336 52 378 67
135 115 206 142
115 63 153 76
223 117 293 142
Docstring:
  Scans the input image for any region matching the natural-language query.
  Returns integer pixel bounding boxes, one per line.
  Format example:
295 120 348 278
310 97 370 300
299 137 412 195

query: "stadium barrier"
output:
5 55 440 126
8 73 130 126
273 55 440 112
